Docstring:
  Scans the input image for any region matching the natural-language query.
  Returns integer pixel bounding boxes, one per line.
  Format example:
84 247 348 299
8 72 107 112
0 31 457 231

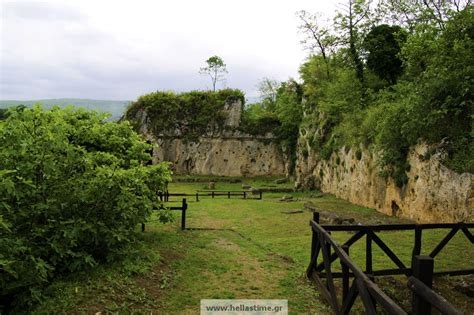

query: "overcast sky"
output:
1 0 337 101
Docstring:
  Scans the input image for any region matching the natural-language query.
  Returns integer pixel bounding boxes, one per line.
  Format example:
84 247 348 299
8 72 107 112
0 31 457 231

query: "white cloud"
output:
0 0 338 100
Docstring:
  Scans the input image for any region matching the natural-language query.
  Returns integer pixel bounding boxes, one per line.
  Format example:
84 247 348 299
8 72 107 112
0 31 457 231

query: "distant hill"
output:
0 99 131 121
0 96 262 120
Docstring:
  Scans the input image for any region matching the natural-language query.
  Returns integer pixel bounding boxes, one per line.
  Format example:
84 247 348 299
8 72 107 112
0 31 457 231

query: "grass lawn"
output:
32 177 473 314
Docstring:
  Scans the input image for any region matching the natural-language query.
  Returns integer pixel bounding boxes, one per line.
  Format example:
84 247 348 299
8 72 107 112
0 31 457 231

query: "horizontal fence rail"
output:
307 212 473 314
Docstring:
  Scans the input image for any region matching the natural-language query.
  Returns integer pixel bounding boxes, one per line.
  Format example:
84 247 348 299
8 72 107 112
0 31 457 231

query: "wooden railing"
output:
307 212 473 314
158 190 263 202
195 190 263 201
142 198 188 231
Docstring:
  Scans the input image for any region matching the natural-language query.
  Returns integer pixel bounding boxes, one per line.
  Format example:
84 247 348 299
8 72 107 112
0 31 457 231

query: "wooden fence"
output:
307 212 473 314
141 198 188 231
159 190 263 202
196 190 262 201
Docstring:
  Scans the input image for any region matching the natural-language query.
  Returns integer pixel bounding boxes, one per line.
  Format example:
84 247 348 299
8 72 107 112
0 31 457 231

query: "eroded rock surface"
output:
295 144 473 223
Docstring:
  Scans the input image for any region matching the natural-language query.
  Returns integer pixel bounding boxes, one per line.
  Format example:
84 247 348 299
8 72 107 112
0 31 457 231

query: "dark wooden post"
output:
412 255 434 315
412 225 422 271
196 193 199 202
228 191 230 199
326 232 332 290
244 191 247 199
181 198 187 230
212 191 215 199
366 230 373 275
158 191 163 201
259 191 262 200
310 212 320 264
341 245 350 302
366 230 376 311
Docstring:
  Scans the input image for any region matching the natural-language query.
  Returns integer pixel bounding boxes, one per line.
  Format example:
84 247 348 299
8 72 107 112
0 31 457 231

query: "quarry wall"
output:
295 143 473 223
153 136 286 177
133 98 287 177
129 95 472 222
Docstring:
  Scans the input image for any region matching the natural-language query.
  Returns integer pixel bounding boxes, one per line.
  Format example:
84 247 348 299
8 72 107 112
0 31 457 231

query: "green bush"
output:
125 89 245 142
0 106 172 310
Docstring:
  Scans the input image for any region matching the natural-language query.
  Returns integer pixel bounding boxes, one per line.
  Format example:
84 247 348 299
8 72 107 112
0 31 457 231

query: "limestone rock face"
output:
223 98 242 128
154 137 286 177
129 97 287 177
295 144 473 223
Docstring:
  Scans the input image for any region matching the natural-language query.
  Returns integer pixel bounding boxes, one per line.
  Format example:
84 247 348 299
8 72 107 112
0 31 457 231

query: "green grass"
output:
31 177 473 314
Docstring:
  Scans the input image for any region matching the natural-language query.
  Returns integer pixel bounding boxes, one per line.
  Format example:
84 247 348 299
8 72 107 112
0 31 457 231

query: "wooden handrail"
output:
408 277 462 315
309 219 407 314
308 212 472 314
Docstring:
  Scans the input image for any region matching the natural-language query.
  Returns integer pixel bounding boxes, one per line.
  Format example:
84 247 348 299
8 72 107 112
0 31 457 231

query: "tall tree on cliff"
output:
376 0 472 32
199 55 228 92
334 0 375 83
363 24 407 84
297 10 337 80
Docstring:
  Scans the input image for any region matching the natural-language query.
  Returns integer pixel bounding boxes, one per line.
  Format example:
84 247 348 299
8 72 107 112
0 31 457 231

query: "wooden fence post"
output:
212 191 214 199
326 232 332 290
310 212 320 265
412 225 422 270
412 255 434 315
196 193 199 202
244 191 247 199
181 198 187 230
341 244 350 302
366 230 376 311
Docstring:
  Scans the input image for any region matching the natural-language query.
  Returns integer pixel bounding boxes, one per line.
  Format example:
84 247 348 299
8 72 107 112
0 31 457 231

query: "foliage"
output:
256 77 280 111
333 0 375 82
0 108 8 120
298 3 473 182
199 55 228 92
363 24 407 84
274 80 304 150
125 89 245 142
241 79 303 170
0 106 172 310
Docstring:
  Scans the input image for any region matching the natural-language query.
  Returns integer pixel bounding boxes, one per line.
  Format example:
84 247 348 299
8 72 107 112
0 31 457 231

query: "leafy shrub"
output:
0 106 171 310
125 89 245 142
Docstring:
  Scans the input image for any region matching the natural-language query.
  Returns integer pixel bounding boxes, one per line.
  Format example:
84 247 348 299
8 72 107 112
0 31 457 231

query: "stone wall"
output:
295 144 473 223
154 137 286 177
132 98 286 177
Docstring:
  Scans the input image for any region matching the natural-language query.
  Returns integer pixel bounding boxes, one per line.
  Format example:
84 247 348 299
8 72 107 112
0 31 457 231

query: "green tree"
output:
334 0 374 82
363 24 407 84
199 55 228 91
297 10 337 79
257 77 280 111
